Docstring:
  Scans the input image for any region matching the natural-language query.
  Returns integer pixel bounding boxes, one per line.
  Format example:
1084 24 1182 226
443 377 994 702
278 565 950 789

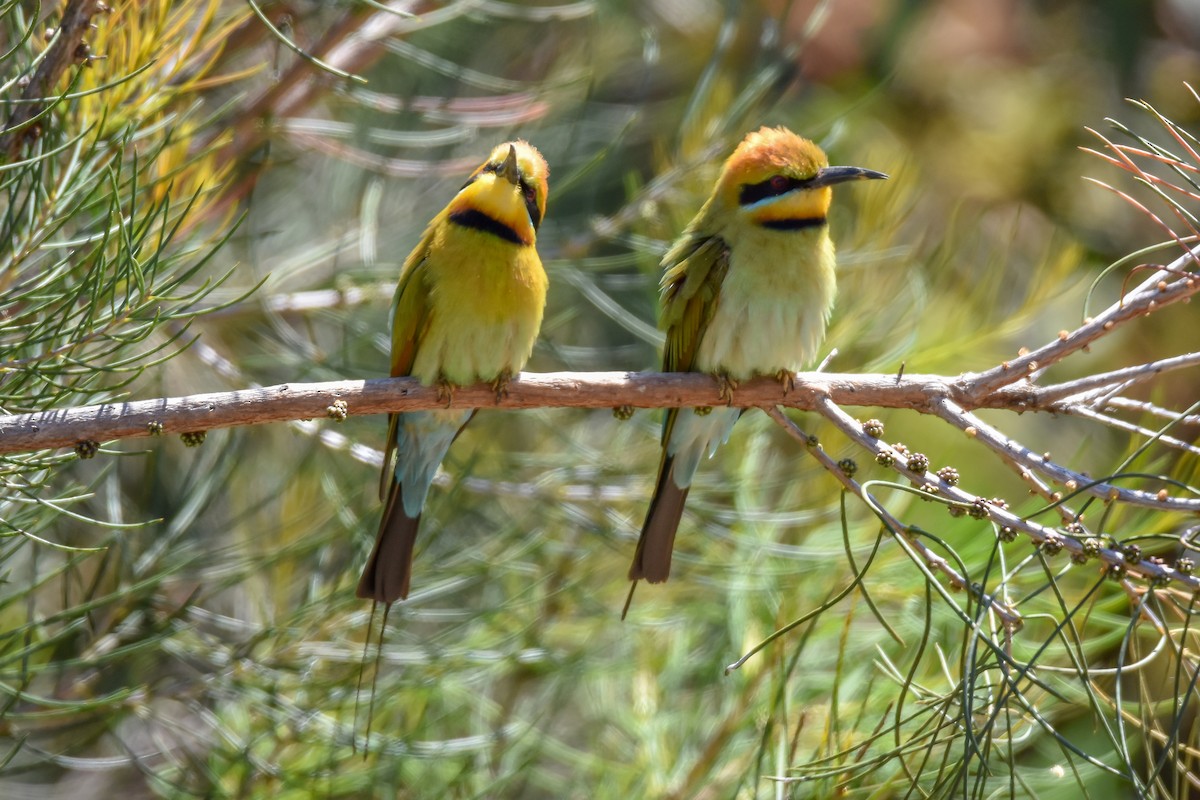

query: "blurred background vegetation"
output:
1 0 1199 797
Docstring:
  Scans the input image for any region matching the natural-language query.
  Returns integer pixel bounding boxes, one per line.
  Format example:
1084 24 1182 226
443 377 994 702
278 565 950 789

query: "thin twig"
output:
1101 397 1200 427
1033 352 1200 405
1064 405 1200 458
932 397 1198 512
813 396 1198 591
0 0 105 158
967 243 1200 396
763 405 1024 630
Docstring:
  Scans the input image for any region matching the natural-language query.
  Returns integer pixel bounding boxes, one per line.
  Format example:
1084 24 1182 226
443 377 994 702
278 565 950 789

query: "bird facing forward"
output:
357 141 550 604
629 126 887 586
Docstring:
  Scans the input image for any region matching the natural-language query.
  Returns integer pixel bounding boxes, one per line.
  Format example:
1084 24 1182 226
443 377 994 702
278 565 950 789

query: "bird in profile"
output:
628 126 887 592
357 140 550 604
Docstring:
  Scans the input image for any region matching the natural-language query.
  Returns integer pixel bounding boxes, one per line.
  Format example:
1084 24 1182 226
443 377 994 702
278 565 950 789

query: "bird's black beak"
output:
809 165 889 189
499 144 520 186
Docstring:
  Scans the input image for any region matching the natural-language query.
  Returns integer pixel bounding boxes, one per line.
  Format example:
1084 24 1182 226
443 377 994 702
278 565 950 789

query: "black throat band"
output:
759 217 826 231
448 209 526 245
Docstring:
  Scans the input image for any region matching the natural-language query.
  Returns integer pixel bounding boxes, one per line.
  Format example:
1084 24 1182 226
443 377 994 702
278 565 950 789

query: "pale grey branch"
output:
1065 405 1200 457
765 405 1024 629
1102 397 1200 427
0 370 1041 456
967 244 1200 395
814 396 1198 592
931 397 1200 512
1034 351 1200 405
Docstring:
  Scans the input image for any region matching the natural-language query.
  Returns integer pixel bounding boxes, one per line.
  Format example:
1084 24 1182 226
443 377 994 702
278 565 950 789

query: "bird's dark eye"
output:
519 179 542 230
738 174 802 206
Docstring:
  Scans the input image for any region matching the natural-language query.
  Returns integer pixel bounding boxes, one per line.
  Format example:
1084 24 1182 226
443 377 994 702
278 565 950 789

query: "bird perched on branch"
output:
357 141 550 604
628 126 887 591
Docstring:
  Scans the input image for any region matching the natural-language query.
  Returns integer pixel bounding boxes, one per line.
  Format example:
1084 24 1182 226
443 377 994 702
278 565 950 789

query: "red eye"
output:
524 186 537 204
770 175 790 191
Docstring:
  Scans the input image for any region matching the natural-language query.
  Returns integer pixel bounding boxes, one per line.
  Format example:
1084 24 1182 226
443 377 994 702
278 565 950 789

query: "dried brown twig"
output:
0 0 107 158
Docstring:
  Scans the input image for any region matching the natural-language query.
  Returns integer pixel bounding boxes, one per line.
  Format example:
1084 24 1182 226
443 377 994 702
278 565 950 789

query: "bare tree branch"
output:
1101 396 1200 427
805 397 1200 597
1065 405 1200 457
931 397 1195 512
763 405 1025 630
6 368 1197 457
967 243 1200 395
1034 352 1200 406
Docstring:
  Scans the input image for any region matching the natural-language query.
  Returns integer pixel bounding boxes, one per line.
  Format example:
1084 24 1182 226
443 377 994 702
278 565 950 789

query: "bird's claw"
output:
490 370 513 403
714 373 738 406
612 404 634 420
435 378 455 408
775 369 795 395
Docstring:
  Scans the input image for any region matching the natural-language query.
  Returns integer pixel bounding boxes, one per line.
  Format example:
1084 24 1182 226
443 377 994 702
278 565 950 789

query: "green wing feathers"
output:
660 236 729 375
628 237 731 582
658 236 729 449
379 244 434 501
389 247 435 379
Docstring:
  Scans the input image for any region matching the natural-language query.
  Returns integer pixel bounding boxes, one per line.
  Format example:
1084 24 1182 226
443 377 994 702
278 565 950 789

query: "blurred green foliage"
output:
1 0 1199 797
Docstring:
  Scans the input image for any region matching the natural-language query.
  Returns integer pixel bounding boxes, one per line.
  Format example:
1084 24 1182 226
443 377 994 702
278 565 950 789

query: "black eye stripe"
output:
738 175 806 206
518 177 542 231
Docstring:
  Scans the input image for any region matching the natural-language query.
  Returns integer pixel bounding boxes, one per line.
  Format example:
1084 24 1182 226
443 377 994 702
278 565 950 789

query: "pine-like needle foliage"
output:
0 0 254 788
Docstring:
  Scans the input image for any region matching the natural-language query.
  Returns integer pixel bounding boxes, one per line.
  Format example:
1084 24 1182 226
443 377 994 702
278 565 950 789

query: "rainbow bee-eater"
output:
629 126 886 585
357 141 550 604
